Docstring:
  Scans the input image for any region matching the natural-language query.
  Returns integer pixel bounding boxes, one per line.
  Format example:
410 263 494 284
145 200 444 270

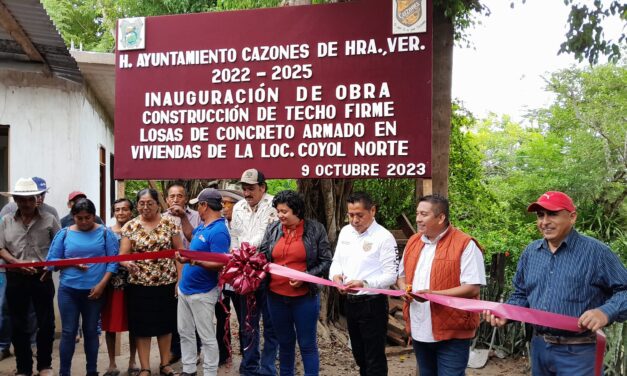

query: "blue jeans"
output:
531 335 600 376
413 338 471 376
267 292 319 376
58 285 104 376
238 287 278 376
0 273 10 351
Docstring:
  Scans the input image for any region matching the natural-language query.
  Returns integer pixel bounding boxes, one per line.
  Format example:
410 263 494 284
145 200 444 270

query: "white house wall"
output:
0 70 114 221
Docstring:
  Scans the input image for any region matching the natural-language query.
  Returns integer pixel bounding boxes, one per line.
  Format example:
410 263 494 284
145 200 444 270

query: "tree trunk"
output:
431 3 454 197
298 178 353 323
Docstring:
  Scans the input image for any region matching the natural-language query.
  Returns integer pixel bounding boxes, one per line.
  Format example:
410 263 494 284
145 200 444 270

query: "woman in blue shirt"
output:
47 198 119 376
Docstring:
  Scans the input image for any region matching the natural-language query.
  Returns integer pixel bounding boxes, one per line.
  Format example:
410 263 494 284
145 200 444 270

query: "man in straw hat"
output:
0 178 61 376
485 191 627 375
0 177 59 220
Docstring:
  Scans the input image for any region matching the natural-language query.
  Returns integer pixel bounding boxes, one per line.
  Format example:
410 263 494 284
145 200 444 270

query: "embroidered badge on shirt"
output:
198 234 206 242
363 241 373 252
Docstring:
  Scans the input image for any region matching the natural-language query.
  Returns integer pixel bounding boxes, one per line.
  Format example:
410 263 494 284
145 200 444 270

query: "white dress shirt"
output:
398 228 486 342
230 193 277 249
329 220 398 294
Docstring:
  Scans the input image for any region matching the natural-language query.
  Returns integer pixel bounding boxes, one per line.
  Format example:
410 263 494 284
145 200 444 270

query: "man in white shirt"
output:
329 191 398 376
397 194 486 376
163 181 202 249
229 169 278 376
162 181 202 365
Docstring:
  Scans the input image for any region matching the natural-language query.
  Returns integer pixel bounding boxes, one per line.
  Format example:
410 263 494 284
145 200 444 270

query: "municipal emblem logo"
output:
392 0 427 34
396 0 421 27
118 17 145 51
363 241 373 252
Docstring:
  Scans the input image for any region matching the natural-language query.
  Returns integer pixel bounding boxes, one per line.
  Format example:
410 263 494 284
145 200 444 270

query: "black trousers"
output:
215 290 237 363
6 272 55 375
346 294 388 376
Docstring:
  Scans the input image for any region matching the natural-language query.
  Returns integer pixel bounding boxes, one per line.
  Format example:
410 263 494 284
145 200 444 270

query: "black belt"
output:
346 294 380 303
535 332 596 345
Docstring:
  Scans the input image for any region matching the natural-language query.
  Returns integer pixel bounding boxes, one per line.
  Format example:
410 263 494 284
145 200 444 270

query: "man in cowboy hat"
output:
0 178 60 376
0 177 59 220
486 191 627 375
229 168 279 376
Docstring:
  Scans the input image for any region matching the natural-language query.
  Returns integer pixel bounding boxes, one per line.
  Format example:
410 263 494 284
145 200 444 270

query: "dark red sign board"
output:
114 0 432 179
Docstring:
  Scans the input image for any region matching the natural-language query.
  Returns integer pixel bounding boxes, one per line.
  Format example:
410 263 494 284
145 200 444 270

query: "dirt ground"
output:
0 313 530 375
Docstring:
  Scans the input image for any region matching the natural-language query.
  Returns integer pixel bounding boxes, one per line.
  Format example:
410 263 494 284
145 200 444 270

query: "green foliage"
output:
512 0 627 64
434 0 490 46
559 1 626 64
266 179 297 195
123 180 150 201
42 0 282 52
536 63 627 261
353 178 416 229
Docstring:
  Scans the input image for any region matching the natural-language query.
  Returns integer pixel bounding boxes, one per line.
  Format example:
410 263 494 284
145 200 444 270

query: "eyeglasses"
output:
137 201 157 208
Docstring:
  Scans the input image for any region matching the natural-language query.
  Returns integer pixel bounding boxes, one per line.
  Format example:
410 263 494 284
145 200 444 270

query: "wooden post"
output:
116 180 126 198
422 179 433 196
415 178 423 200
431 4 454 197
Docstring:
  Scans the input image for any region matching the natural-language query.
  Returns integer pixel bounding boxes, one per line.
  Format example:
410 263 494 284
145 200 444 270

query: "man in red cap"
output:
486 191 627 375
60 191 103 228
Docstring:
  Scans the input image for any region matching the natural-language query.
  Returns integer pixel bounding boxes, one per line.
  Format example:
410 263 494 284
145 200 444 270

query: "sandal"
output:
159 364 177 376
104 369 121 376
138 369 151 376
127 367 140 376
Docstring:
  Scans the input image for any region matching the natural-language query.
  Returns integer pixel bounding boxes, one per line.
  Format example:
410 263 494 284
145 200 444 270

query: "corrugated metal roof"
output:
0 0 82 82
71 50 115 121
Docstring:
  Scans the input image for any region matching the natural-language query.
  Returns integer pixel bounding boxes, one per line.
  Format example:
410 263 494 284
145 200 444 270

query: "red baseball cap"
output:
527 191 576 213
67 191 86 202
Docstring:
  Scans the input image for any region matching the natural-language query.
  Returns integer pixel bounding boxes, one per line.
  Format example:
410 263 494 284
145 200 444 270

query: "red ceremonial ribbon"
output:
0 250 606 375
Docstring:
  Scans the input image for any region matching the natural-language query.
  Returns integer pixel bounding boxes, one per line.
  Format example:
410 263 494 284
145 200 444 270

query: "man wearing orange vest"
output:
397 194 485 376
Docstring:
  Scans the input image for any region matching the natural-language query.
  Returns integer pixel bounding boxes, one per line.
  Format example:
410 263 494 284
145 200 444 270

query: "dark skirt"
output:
126 282 177 337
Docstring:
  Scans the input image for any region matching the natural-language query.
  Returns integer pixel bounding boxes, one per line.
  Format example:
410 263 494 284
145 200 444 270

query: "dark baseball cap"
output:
189 188 222 205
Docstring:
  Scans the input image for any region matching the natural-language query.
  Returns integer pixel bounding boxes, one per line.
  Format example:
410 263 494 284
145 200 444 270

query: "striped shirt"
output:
508 229 627 336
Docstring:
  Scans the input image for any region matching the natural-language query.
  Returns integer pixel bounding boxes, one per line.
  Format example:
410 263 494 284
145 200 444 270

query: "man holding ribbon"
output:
397 194 486 376
486 191 627 375
329 191 398 376
176 188 230 376
229 168 279 376
0 178 61 376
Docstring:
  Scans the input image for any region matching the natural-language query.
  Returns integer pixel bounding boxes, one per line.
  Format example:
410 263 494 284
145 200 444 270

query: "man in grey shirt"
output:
0 178 60 376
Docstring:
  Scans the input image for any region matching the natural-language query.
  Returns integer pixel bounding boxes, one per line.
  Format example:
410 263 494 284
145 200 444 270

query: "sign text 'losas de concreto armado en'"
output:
114 0 432 179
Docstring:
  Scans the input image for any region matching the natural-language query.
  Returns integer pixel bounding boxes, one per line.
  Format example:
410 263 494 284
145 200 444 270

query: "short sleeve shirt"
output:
0 209 60 262
121 216 180 286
